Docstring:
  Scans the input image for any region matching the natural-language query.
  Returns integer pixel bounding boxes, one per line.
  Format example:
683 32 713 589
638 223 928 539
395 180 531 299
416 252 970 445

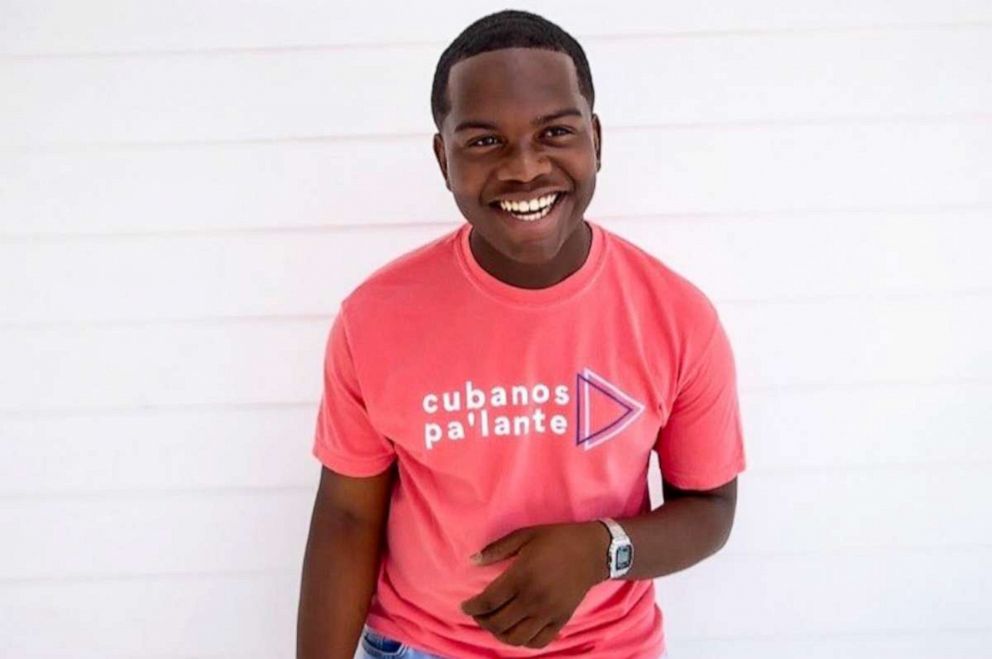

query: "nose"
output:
496 140 551 182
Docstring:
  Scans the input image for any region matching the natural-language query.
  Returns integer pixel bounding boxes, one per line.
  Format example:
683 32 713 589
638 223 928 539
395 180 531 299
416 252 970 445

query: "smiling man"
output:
297 10 746 659
437 44 599 287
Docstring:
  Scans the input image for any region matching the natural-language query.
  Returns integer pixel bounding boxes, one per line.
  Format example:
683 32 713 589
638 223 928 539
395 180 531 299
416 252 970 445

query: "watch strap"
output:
600 517 629 543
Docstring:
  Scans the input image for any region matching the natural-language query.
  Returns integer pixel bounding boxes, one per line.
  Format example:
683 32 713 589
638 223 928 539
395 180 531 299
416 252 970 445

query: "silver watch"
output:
598 517 633 579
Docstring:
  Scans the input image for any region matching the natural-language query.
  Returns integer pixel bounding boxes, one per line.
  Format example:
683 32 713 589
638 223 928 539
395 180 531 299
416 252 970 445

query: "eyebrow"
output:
453 107 583 133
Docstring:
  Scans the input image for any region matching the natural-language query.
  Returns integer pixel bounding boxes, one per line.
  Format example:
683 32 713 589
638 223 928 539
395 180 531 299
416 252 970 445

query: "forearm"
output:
587 495 734 582
297 508 385 659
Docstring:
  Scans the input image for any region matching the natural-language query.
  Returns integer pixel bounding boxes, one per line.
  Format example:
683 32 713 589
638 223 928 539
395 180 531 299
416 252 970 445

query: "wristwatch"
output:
598 517 633 579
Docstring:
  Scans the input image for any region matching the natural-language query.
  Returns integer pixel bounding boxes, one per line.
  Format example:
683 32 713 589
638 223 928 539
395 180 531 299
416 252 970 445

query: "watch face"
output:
617 545 632 570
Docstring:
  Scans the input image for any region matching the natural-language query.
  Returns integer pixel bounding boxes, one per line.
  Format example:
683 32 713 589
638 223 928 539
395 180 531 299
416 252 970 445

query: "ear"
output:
432 133 451 191
591 113 602 172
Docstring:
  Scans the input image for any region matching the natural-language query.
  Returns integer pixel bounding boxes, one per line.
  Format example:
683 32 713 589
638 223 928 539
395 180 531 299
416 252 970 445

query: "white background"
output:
2 1 991 657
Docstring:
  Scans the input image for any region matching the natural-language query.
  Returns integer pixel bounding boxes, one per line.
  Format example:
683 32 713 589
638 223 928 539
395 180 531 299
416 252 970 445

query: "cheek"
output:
576 148 600 173
447 181 483 214
566 156 598 192
560 145 597 175
445 152 480 178
449 169 493 207
445 162 479 194
449 184 479 210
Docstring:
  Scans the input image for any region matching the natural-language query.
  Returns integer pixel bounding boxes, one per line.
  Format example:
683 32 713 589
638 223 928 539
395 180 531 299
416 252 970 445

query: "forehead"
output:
445 47 585 129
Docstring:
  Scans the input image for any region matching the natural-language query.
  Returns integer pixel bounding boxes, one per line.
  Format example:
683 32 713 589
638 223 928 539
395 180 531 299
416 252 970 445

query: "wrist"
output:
584 520 612 585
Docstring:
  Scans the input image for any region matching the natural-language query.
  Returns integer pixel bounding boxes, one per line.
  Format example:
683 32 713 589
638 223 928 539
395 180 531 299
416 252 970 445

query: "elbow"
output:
712 498 736 552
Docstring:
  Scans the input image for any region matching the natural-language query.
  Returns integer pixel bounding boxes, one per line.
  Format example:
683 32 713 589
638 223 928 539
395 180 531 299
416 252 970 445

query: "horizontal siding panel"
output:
2 122 990 236
673 630 992 659
3 212 990 324
1 550 989 656
0 318 330 412
1 491 312 580
741 383 992 471
726 464 992 553
726 294 992 387
0 45 439 145
0 407 319 494
0 224 447 325
7 1 992 56
4 0 992 54
614 212 992 302
3 464 990 579
3 28 992 145
0 571 296 658
3 382 988 495
658 548 992 638
0 295 988 412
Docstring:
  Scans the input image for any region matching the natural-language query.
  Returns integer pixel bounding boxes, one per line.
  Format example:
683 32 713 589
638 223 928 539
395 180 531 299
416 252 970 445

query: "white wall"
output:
2 2 991 657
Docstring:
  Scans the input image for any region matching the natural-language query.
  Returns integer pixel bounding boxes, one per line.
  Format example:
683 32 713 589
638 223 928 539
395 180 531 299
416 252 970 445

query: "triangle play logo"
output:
575 367 646 450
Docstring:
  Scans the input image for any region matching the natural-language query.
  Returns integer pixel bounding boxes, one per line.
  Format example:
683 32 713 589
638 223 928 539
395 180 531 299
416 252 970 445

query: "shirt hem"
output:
311 439 394 477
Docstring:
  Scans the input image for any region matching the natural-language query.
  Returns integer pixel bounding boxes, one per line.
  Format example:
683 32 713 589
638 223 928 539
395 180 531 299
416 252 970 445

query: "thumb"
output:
470 527 533 566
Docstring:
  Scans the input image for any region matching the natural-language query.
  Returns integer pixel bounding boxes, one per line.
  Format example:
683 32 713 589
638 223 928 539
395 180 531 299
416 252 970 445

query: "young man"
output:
297 10 746 659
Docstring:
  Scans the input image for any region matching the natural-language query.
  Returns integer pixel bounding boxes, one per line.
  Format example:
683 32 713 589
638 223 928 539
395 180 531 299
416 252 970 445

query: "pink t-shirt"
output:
312 219 746 658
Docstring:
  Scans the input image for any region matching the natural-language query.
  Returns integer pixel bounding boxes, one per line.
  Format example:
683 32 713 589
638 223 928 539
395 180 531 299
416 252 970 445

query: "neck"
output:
469 221 592 290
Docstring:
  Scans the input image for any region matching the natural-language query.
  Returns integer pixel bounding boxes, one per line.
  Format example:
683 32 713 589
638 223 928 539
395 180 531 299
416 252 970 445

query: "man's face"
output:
433 47 601 265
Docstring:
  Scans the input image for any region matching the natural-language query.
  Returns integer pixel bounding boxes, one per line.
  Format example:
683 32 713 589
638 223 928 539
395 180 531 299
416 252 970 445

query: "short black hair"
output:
430 9 595 131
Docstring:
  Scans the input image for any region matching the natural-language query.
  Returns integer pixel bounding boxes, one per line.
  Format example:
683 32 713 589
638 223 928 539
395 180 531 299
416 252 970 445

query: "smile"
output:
490 192 567 223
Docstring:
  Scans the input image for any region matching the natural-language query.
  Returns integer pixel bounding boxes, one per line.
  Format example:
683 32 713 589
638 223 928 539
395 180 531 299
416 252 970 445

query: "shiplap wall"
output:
2 2 991 658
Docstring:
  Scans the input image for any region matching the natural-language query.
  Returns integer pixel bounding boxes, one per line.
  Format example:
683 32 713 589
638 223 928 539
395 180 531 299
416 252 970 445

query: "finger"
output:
473 597 530 636
496 616 548 648
461 548 532 615
460 575 517 617
472 527 533 565
524 620 563 650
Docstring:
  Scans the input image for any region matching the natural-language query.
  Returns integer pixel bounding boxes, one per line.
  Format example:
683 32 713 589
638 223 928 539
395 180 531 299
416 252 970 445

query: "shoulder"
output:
601 223 719 331
339 226 459 322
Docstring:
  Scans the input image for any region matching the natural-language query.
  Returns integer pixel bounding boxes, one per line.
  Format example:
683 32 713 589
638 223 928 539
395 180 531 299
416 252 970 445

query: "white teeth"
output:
498 193 558 214
503 194 561 222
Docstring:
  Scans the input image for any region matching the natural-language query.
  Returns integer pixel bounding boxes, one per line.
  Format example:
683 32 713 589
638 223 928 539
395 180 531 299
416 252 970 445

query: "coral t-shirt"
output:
312 219 746 658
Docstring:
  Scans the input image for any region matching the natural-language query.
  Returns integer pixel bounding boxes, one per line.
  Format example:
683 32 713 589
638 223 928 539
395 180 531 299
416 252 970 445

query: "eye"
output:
469 135 499 148
469 127 572 148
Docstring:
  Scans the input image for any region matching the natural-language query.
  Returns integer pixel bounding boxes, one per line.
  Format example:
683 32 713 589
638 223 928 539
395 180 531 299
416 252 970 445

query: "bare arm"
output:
586 476 738 582
297 464 396 659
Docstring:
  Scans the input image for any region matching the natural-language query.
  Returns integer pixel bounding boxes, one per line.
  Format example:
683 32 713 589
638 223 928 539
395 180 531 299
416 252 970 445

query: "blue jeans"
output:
358 624 670 658
359 625 445 658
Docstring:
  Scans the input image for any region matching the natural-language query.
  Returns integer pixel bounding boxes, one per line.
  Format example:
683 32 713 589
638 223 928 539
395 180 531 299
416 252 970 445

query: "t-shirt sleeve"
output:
655 310 747 491
311 307 396 477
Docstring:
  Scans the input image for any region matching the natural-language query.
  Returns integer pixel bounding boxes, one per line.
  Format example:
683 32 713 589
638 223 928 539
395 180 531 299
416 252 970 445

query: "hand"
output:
459 521 611 650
